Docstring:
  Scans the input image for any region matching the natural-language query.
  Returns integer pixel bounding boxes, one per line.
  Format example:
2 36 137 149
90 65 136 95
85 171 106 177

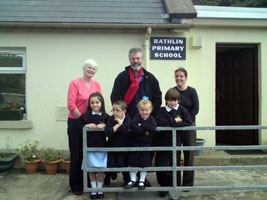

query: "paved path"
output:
1 169 267 200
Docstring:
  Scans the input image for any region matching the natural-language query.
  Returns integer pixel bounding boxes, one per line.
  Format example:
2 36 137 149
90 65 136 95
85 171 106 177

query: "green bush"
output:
17 140 40 162
41 147 62 162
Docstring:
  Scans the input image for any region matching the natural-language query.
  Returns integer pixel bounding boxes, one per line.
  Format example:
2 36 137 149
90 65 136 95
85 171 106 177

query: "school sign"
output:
150 37 186 60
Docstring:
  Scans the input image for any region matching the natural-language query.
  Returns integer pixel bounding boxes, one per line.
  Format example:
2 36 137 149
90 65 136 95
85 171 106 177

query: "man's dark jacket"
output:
110 66 162 117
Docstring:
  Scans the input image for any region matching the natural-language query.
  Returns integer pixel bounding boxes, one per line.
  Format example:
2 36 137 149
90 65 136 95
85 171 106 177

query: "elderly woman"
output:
67 59 101 195
173 67 199 187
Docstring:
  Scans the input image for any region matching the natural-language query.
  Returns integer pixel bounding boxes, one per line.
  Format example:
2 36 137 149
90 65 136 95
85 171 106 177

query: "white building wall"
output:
0 20 267 150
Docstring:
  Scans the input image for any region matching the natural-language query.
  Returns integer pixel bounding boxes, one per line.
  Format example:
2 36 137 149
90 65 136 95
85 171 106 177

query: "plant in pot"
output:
41 147 62 175
0 100 24 120
62 157 70 174
16 140 41 174
0 137 19 175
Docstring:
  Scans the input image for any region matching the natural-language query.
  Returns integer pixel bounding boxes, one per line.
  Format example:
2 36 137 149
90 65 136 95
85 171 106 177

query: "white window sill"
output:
0 120 33 129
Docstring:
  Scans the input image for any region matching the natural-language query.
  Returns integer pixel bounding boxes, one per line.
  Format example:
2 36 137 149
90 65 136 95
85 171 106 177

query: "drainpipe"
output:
143 27 152 71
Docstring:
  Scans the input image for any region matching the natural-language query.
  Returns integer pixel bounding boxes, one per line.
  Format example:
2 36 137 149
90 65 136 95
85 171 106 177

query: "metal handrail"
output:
82 125 267 200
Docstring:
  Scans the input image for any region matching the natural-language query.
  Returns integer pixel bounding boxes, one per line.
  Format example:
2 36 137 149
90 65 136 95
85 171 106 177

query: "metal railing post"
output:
170 128 180 200
83 127 88 192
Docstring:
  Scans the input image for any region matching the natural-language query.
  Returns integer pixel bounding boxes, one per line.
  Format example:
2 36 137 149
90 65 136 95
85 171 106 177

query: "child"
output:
105 100 131 186
125 99 157 190
79 92 109 199
155 88 192 197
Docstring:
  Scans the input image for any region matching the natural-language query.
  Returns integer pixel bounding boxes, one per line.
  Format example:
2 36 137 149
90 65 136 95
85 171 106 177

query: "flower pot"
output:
63 159 70 174
43 160 62 175
195 138 206 156
0 153 19 175
0 111 23 120
24 159 41 174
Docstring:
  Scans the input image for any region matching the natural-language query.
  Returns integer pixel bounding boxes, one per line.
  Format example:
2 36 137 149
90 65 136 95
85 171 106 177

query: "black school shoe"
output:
90 193 97 199
125 180 136 189
97 192 104 199
138 181 145 190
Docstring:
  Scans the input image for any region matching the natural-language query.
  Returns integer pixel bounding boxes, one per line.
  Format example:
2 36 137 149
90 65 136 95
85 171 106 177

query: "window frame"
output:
0 48 26 74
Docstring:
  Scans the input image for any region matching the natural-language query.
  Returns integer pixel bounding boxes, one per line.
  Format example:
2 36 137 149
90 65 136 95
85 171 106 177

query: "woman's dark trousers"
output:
67 118 83 191
181 126 196 186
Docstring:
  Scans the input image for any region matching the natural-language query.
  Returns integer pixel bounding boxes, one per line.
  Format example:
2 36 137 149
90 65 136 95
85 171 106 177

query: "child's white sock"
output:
139 171 147 183
90 181 97 195
97 181 104 194
130 171 137 182
91 181 97 188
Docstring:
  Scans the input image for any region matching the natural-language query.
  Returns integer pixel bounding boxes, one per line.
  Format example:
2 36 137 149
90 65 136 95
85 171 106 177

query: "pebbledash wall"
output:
0 6 267 151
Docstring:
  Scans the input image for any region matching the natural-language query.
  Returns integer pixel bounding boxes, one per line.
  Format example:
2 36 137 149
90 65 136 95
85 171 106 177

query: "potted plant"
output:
16 140 41 174
41 147 62 175
62 157 70 174
0 100 24 120
0 137 19 175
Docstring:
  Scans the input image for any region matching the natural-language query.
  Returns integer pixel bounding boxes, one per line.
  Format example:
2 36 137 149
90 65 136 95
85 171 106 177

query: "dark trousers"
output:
67 118 83 191
155 150 181 186
108 152 130 183
181 125 196 186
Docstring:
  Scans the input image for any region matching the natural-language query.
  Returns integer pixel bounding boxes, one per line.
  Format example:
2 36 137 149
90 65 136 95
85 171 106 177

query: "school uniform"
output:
105 114 131 183
128 114 157 168
79 112 109 168
155 105 192 187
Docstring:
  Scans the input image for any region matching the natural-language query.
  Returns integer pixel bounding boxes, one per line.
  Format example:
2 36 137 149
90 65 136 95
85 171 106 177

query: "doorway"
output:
216 44 258 145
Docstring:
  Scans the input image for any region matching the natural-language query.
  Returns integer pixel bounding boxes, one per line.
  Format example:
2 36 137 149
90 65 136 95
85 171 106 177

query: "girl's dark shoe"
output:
138 181 145 190
125 180 136 189
90 192 97 199
97 192 104 199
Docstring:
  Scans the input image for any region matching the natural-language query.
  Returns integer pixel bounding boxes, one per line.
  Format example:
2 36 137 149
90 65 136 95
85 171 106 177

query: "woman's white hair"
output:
83 59 97 69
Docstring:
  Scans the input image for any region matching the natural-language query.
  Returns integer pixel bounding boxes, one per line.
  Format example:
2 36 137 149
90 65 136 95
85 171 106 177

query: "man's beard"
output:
131 64 141 71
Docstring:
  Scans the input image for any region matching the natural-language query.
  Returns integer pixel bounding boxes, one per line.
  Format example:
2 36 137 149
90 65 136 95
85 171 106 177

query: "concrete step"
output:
194 150 267 166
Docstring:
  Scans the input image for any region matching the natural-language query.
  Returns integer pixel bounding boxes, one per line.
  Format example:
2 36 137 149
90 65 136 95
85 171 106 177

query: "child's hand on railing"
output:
85 123 97 129
96 124 105 129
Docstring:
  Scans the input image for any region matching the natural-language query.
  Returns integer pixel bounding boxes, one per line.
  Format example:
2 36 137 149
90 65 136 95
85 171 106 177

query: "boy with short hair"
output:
105 100 131 186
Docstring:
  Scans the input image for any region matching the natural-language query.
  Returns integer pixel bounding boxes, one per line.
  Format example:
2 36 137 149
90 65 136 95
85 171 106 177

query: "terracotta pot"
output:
43 160 62 175
63 159 70 174
24 159 41 174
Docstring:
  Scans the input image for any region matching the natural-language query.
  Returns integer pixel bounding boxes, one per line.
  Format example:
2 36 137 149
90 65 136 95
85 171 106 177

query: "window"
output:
0 48 26 113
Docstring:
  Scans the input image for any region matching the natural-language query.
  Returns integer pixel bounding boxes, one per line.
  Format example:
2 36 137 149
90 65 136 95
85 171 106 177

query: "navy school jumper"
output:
155 105 192 187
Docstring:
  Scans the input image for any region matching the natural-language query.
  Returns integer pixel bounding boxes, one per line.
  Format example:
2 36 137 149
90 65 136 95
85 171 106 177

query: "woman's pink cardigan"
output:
67 78 102 119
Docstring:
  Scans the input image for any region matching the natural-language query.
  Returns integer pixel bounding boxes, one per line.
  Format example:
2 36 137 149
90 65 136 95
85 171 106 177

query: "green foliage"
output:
64 157 70 161
41 147 62 162
0 100 23 112
192 0 267 7
0 54 22 67
17 140 40 161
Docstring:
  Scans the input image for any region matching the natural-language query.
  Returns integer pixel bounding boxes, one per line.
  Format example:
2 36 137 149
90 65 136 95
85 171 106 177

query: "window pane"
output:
0 74 26 112
0 53 23 68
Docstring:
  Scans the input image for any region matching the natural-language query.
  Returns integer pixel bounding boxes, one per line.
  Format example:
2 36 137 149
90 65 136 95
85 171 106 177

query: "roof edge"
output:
0 20 194 31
